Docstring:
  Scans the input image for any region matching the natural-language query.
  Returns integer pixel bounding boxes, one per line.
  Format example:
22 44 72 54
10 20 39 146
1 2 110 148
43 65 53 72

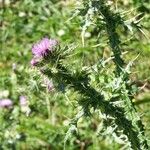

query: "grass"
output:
0 0 150 149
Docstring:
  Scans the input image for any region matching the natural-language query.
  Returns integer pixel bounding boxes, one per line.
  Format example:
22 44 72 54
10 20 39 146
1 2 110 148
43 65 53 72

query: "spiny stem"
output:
42 63 145 149
97 1 148 149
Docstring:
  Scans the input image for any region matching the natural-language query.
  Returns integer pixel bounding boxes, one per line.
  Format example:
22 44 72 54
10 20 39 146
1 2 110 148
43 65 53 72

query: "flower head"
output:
47 81 54 92
30 57 41 66
0 99 13 108
30 58 38 66
43 78 54 92
32 38 58 57
19 96 27 106
19 96 30 116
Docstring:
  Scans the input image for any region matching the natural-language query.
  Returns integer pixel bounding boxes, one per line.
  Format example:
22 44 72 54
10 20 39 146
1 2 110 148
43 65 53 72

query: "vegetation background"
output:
0 0 150 149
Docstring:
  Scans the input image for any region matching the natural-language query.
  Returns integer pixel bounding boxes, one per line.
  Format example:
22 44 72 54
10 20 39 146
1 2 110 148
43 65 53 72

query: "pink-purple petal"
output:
0 99 13 108
32 38 58 57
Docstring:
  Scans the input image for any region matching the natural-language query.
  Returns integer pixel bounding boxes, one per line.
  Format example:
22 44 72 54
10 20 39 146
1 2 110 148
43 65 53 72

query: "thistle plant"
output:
73 0 148 149
30 1 148 149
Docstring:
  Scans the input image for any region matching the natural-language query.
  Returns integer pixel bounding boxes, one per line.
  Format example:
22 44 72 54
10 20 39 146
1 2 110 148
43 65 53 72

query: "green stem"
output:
42 63 146 149
46 94 51 121
97 1 148 149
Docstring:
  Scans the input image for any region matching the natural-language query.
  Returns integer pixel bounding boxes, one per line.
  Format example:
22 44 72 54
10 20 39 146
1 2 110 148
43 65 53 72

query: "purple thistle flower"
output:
0 99 13 108
47 81 54 92
32 38 58 57
30 57 41 66
19 96 30 116
19 96 27 106
44 78 54 92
